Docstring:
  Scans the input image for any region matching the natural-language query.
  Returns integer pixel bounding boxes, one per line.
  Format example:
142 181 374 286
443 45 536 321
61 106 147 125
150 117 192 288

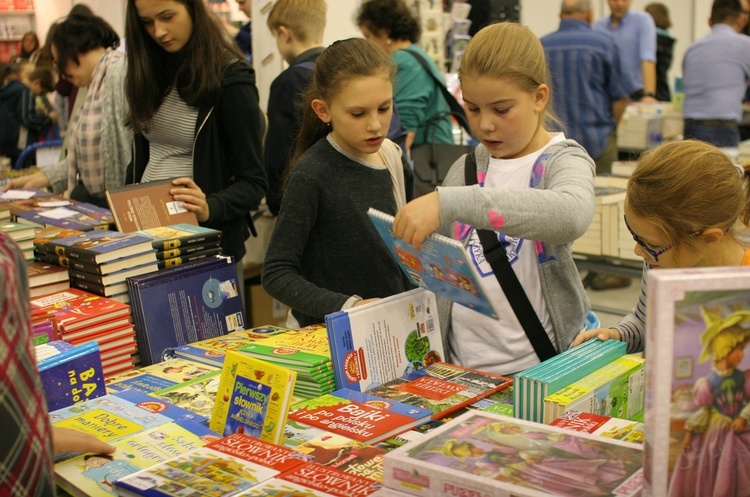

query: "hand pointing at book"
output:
393 191 441 251
170 178 210 223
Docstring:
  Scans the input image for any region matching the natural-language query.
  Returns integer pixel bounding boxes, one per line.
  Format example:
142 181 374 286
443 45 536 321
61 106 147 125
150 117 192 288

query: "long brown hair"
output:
286 38 395 183
125 0 245 132
628 140 750 252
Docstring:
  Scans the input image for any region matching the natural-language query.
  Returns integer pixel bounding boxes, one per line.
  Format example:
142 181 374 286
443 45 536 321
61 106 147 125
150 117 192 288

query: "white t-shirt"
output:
449 133 565 376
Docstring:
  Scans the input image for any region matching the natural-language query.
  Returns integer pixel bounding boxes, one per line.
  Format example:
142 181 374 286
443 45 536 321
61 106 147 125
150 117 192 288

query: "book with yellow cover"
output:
210 350 297 444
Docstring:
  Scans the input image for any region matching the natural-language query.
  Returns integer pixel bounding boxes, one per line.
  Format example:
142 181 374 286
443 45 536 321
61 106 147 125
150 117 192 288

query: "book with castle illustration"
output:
367 208 497 319
643 267 750 497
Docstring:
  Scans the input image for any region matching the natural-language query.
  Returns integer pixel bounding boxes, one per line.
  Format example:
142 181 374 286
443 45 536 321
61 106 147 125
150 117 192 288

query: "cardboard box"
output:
246 283 289 328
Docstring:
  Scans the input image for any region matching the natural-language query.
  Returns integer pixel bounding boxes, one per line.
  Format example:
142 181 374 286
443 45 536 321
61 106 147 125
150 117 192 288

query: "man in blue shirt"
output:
594 0 657 102
542 0 630 174
682 0 750 148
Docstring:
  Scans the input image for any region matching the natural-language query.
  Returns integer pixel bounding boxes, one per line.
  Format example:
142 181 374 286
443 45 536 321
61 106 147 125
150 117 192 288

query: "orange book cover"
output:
106 178 199 232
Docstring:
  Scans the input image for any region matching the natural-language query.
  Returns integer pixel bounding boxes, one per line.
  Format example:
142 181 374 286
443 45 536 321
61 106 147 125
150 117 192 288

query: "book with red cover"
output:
106 178 199 232
29 288 131 334
288 388 432 445
254 462 382 496
365 362 513 420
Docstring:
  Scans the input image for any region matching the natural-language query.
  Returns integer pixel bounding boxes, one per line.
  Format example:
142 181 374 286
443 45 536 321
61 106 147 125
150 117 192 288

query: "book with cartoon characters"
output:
643 267 750 497
209 350 297 444
326 288 444 393
367 208 497 319
54 419 218 497
150 371 222 420
106 357 219 395
383 410 643 497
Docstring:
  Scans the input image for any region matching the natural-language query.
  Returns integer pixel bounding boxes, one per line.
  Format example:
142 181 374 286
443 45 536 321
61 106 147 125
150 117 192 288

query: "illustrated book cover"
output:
209 350 297 444
43 229 156 264
106 178 199 232
551 410 644 445
325 287 444 393
368 208 497 319
106 357 219 395
133 223 221 251
127 256 245 365
365 362 512 420
643 267 750 497
111 432 306 496
49 389 207 447
288 388 433 445
37 340 106 411
54 419 219 497
383 410 644 497
244 462 382 497
169 325 292 368
29 288 132 334
150 371 222 421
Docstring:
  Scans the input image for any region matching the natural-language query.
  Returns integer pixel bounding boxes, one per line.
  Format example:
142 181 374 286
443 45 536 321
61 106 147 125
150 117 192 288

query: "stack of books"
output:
26 261 70 297
35 340 107 411
170 325 292 367
513 338 627 423
0 186 53 221
238 324 336 399
542 354 646 423
0 220 36 261
127 256 245 366
9 194 114 231
29 288 138 377
134 223 223 269
36 229 158 303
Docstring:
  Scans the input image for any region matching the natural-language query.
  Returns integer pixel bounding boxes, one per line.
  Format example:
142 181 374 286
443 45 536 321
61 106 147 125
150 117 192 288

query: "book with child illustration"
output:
643 267 750 497
326 288 444 393
106 178 199 232
367 208 497 319
382 410 644 497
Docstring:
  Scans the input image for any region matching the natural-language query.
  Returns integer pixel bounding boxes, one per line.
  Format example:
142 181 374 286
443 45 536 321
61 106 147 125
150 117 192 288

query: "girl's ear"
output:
311 98 331 124
701 227 727 244
533 84 550 113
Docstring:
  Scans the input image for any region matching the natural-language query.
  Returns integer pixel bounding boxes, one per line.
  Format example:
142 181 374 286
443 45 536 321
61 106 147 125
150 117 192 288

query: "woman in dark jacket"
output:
645 3 676 102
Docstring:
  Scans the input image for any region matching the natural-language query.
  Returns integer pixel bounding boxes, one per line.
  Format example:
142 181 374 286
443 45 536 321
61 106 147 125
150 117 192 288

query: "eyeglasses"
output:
623 215 704 263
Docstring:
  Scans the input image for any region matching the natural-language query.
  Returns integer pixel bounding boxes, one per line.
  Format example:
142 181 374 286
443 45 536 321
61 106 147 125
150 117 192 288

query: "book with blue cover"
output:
367 208 497 319
37 340 107 411
133 223 222 251
127 256 246 366
44 229 156 264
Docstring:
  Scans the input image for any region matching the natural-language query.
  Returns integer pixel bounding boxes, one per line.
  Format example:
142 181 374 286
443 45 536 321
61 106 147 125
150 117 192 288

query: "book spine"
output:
154 233 222 251
48 243 99 264
69 268 105 286
157 248 222 269
325 311 354 392
69 278 109 297
156 240 221 259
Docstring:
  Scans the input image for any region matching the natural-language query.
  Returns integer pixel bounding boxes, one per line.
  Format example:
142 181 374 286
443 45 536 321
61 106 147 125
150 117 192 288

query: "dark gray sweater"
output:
262 138 415 327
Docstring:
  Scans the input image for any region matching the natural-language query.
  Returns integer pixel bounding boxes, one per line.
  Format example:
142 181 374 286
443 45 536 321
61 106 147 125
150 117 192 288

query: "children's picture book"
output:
543 354 646 423
383 410 644 497
551 411 644 445
106 178 199 232
54 419 219 497
150 371 222 421
366 362 512 421
29 288 132 334
367 208 497 319
43 229 156 264
169 325 292 368
209 350 297 444
48 389 207 446
245 462 382 497
288 388 433 445
105 357 219 395
111 432 306 496
326 288 444 393
37 340 106 411
128 256 245 365
134 223 221 251
643 267 750 497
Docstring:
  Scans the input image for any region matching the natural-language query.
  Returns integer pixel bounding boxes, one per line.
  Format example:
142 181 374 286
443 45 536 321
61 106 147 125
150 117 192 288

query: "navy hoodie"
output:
0 79 51 153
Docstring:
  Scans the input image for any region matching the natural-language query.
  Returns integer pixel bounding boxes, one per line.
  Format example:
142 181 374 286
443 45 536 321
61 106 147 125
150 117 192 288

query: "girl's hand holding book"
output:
571 327 621 348
170 178 210 223
393 191 440 251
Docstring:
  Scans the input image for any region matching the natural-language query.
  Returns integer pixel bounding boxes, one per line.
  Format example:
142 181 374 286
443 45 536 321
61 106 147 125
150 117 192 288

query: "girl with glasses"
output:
573 140 750 352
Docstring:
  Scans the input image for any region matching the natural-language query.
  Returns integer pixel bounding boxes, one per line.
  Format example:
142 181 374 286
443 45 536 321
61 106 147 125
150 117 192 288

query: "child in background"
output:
393 23 596 376
262 38 415 328
264 0 327 216
27 67 59 142
573 140 750 353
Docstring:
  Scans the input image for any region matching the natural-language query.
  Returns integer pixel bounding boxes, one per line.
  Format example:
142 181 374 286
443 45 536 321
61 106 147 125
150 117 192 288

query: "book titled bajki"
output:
106 178 199 232
367 208 497 319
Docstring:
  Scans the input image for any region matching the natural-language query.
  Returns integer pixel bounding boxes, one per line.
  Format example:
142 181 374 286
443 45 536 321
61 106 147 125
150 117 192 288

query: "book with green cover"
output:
237 323 331 369
210 350 297 444
150 371 222 420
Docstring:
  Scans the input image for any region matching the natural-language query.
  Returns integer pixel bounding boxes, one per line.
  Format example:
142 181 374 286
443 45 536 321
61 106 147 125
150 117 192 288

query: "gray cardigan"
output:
435 139 596 363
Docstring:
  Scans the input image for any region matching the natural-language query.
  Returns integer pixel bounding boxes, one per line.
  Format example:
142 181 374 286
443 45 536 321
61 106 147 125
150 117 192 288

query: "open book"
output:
368 208 497 319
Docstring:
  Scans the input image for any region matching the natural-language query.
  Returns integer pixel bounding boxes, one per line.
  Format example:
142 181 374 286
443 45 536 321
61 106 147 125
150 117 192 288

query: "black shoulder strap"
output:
463 152 558 362
401 49 472 135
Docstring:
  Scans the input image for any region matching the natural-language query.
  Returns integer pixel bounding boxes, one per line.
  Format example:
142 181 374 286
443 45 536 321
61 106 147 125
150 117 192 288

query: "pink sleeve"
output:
693 378 714 408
